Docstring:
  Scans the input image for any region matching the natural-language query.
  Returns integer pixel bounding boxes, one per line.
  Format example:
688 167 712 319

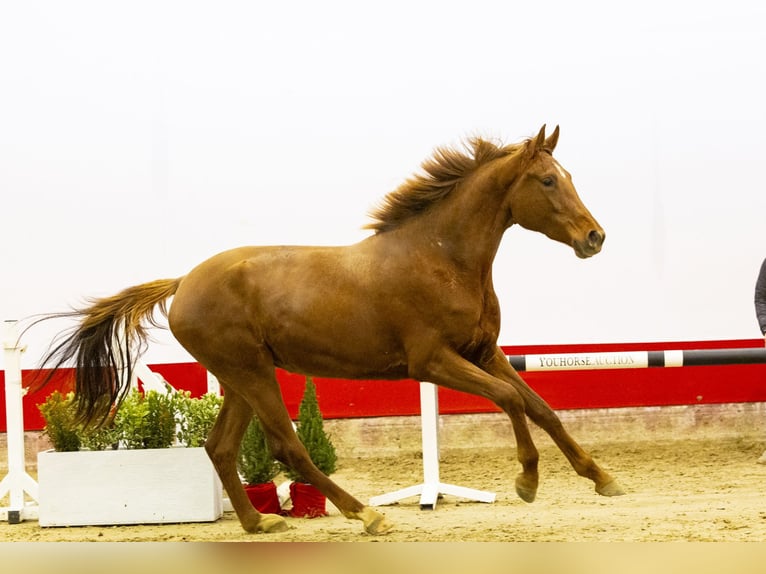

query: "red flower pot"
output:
244 481 281 514
287 482 328 518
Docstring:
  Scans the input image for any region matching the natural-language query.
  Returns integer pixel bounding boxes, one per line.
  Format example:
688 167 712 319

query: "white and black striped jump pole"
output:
507 347 766 372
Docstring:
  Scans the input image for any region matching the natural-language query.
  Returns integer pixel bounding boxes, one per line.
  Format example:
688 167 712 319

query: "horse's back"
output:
170 244 334 329
167 243 410 378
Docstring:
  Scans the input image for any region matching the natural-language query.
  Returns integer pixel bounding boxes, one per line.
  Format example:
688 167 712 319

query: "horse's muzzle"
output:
573 229 605 258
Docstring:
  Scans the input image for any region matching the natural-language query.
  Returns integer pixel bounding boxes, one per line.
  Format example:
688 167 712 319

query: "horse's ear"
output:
526 125 547 158
544 125 559 153
534 125 547 151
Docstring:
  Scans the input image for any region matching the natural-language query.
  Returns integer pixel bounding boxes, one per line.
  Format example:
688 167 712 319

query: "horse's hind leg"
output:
204 387 288 533
488 349 624 497
227 368 393 535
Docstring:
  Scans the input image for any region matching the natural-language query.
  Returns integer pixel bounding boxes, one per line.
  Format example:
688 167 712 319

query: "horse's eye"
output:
542 176 555 187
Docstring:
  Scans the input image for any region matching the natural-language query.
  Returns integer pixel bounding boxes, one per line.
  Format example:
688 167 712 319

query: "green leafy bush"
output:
38 387 222 451
176 391 223 447
78 422 120 451
115 389 176 449
38 391 81 452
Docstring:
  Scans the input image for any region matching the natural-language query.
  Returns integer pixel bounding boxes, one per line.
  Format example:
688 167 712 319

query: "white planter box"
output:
37 447 223 527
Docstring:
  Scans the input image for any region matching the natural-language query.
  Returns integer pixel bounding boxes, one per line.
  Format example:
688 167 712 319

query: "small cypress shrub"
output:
237 415 280 485
282 377 337 482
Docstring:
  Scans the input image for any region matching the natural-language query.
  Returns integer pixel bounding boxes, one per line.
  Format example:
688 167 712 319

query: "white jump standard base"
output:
0 320 39 523
369 382 495 510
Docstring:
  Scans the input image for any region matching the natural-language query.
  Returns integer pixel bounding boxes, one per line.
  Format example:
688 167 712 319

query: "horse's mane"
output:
365 137 526 233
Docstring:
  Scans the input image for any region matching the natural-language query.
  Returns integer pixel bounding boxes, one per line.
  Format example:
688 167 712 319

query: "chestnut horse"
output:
34 125 623 535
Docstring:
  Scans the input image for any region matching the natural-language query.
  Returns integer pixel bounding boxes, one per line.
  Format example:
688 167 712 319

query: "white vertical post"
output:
206 371 221 396
418 382 441 507
369 381 495 509
1 320 39 523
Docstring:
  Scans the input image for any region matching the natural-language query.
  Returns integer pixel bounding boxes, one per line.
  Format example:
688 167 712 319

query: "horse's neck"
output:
388 180 509 279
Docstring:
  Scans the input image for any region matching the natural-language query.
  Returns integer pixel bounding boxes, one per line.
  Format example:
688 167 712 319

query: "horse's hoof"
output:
258 514 289 533
359 507 394 535
596 480 625 497
515 473 538 503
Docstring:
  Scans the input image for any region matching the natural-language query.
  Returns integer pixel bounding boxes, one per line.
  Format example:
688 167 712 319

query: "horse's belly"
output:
269 335 409 381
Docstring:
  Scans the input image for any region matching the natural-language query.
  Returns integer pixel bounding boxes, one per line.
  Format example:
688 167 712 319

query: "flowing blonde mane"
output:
365 137 526 233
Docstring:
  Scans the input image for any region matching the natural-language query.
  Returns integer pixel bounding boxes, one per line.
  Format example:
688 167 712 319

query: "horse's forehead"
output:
532 154 568 178
552 158 568 178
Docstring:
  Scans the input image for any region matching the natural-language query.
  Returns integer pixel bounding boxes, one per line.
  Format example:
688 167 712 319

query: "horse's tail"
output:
31 277 183 427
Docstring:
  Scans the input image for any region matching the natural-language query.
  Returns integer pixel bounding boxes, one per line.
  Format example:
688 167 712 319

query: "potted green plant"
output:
282 376 337 518
237 415 281 514
37 391 81 452
38 390 121 452
36 387 224 527
113 388 176 449
175 391 223 447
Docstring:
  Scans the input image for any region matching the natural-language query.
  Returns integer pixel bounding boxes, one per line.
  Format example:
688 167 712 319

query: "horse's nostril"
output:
588 229 604 247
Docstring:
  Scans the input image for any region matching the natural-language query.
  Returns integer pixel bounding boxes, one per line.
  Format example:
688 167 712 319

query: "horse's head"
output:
506 125 605 259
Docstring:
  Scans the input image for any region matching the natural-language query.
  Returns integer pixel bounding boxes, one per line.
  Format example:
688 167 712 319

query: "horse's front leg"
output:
486 348 625 497
414 348 542 503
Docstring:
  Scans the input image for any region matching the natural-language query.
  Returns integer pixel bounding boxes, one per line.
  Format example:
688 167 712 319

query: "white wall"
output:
2 1 765 368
